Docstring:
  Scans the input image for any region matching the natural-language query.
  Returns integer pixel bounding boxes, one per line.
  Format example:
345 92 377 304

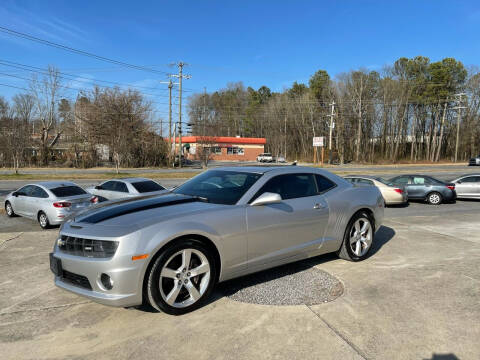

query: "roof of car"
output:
33 181 78 189
344 175 382 179
212 166 295 174
116 177 153 183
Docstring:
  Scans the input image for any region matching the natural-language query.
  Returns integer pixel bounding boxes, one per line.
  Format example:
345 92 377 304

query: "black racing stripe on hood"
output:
79 194 198 224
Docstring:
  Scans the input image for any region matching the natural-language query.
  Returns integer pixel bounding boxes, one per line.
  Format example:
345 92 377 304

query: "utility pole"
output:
453 93 467 163
159 78 178 167
170 62 191 168
328 101 335 164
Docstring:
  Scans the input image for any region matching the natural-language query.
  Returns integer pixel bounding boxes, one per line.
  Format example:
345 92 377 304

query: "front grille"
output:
62 270 92 290
58 235 119 258
469 159 477 165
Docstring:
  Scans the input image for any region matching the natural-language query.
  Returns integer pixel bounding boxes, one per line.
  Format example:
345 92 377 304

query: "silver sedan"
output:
86 177 166 201
450 174 480 199
50 167 384 315
4 181 96 229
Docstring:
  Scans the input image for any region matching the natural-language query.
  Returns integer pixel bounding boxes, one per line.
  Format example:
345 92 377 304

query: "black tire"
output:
337 211 375 262
426 192 442 205
146 239 217 315
5 201 15 217
38 211 51 229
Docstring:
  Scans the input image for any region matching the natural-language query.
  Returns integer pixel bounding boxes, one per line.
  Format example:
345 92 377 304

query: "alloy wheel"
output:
349 218 372 257
6 203 12 216
429 193 441 205
39 213 48 228
159 248 211 308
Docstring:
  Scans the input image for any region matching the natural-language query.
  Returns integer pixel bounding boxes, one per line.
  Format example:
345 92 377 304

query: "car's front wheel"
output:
146 239 217 315
338 211 374 261
5 201 15 217
427 192 442 205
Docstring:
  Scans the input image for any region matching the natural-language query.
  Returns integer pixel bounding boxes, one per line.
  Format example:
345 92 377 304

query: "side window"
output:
393 176 410 185
315 175 337 193
251 173 317 202
357 178 374 186
101 181 116 191
20 185 35 196
413 177 426 185
30 186 49 198
461 176 477 183
113 181 129 193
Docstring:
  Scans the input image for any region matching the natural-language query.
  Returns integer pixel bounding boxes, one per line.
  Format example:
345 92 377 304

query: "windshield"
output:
51 186 87 197
173 170 262 205
131 180 165 193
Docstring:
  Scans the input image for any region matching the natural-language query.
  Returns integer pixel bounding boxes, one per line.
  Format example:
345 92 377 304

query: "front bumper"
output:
51 249 146 307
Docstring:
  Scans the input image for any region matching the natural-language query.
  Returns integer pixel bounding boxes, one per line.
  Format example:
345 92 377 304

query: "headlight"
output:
58 235 119 258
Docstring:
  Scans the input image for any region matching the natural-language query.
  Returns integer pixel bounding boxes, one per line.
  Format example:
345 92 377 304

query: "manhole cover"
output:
219 260 343 306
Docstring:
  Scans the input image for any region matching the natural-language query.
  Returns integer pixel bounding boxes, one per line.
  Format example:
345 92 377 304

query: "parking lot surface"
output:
1 170 479 359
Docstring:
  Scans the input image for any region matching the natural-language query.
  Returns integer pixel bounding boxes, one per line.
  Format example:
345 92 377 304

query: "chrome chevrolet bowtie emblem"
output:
57 238 65 247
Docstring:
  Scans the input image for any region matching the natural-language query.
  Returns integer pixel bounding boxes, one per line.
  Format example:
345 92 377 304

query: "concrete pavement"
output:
0 203 479 359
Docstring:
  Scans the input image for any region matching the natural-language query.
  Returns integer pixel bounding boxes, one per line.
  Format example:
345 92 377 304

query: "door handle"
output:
313 203 325 209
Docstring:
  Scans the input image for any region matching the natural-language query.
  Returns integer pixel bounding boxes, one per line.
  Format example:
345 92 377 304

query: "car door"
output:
95 181 117 200
409 176 430 198
110 181 130 199
19 185 43 218
12 185 34 215
25 186 50 218
455 176 477 198
245 173 330 270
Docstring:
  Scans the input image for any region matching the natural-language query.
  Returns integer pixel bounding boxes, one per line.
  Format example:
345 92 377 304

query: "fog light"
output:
100 273 113 290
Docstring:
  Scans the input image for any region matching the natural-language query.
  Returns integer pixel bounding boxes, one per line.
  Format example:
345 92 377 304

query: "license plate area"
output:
49 253 63 276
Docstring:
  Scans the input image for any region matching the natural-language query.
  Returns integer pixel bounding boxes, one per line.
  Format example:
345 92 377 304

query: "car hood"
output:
64 193 223 232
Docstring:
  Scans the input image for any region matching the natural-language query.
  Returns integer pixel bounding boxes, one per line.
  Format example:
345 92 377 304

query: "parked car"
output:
468 155 480 166
449 174 480 199
388 175 456 205
4 181 96 229
86 178 166 201
274 155 287 163
344 175 408 205
257 153 273 162
50 166 384 315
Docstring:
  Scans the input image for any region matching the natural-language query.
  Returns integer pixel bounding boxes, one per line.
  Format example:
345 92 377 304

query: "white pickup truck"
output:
257 153 273 162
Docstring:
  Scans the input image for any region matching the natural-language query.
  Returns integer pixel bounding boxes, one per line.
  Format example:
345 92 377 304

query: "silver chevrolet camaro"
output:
50 166 384 315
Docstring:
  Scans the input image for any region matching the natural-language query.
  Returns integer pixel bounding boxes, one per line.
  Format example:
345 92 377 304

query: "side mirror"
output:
12 192 18 197
251 192 282 206
94 185 102 190
456 180 462 184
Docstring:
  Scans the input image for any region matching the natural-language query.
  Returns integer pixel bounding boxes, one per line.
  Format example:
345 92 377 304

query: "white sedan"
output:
86 178 167 201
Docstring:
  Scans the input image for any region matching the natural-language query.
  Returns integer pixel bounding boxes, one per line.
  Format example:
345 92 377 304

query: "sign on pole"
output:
313 136 324 147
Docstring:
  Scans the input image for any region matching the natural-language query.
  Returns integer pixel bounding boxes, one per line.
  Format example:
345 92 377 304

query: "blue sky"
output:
1 0 479 126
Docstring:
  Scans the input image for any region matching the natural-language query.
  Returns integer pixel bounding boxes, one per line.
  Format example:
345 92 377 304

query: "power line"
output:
0 82 29 91
0 26 170 76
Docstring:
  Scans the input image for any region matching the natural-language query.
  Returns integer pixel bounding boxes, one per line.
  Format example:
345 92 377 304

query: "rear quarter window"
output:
131 180 165 193
50 186 87 197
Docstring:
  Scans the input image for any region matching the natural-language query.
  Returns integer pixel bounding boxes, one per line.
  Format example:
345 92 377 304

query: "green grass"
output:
0 172 200 181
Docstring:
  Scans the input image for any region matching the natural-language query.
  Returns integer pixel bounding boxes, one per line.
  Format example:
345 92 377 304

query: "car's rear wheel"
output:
427 192 442 205
38 211 50 229
5 201 15 217
338 211 374 261
146 239 217 315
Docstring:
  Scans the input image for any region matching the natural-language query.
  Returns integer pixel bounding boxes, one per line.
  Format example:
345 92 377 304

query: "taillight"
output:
53 201 71 208
90 196 99 203
446 185 455 191
393 188 403 194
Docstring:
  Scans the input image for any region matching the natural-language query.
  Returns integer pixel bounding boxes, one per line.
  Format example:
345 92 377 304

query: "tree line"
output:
188 56 479 164
0 66 168 172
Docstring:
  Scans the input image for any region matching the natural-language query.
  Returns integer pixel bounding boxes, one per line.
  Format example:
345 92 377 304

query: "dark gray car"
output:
388 175 456 205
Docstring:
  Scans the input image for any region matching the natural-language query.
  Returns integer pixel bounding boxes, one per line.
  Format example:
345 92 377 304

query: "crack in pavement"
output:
0 232 24 251
305 304 368 360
